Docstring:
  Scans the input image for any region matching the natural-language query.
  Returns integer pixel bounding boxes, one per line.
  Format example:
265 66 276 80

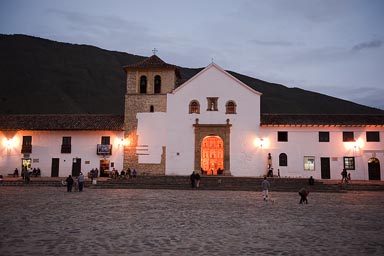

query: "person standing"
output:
341 168 347 183
66 175 74 192
78 172 85 192
261 176 270 201
195 171 201 188
190 171 196 188
24 169 30 184
13 168 19 177
347 173 352 184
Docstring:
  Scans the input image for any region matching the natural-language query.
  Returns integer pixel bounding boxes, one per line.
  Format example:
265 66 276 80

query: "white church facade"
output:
123 55 384 181
0 55 383 180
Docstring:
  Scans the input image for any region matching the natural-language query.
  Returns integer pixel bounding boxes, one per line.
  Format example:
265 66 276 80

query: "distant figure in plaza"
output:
277 169 280 178
0 174 3 185
24 169 30 184
299 187 309 204
132 169 137 178
66 175 74 192
347 173 352 184
261 176 270 201
190 171 196 188
78 172 85 192
13 168 19 177
127 168 132 178
94 168 99 178
73 176 79 192
341 168 348 183
21 167 27 180
308 176 315 186
195 171 201 188
89 169 95 181
120 169 126 179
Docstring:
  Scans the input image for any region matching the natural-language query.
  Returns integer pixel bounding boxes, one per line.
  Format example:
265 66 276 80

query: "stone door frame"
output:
193 119 231 176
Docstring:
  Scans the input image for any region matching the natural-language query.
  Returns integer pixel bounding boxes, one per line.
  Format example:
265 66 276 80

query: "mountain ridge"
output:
1 34 382 115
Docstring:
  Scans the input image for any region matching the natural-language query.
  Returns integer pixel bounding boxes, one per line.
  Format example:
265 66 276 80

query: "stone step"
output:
1 176 383 192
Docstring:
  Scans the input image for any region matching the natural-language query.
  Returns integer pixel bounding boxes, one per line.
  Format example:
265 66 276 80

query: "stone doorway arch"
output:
368 157 381 180
193 120 231 175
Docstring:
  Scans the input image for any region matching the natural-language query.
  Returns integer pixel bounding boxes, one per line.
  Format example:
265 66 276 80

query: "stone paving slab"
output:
0 187 383 256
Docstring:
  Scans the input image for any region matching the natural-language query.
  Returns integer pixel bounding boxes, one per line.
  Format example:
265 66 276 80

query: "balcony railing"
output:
97 144 112 155
61 144 72 153
21 145 32 154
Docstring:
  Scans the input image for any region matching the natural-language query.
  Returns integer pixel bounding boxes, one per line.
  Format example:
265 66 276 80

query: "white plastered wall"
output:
0 130 125 177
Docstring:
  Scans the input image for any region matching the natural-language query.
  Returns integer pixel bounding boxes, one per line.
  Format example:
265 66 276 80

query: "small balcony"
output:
97 144 112 155
21 145 32 154
61 144 72 154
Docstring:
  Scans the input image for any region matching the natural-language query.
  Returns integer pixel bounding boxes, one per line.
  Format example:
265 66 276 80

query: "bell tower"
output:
123 54 180 174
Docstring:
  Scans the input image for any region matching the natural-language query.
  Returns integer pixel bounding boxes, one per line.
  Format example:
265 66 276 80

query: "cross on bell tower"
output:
152 48 158 55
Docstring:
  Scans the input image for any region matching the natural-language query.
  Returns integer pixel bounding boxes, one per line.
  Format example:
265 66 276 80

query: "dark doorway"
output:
51 158 60 177
72 158 81 177
100 159 110 177
321 157 330 179
368 158 381 180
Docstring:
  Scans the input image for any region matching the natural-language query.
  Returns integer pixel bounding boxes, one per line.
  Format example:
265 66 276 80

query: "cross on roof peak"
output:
152 48 158 55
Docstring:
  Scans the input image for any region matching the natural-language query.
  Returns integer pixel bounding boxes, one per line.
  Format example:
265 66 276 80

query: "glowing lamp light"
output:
344 138 364 151
3 137 17 149
115 138 131 147
253 138 269 149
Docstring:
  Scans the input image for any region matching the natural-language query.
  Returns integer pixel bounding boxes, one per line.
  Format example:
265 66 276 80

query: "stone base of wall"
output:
123 146 166 175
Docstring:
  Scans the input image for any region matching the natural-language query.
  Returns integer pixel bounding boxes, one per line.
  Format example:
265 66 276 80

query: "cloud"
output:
351 39 383 52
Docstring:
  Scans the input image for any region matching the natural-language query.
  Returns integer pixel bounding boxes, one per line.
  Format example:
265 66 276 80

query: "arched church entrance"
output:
193 119 231 175
201 136 224 175
368 157 381 180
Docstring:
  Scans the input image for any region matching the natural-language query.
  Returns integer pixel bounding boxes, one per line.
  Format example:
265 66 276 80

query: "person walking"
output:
299 187 309 204
261 176 270 201
66 175 74 192
78 172 85 192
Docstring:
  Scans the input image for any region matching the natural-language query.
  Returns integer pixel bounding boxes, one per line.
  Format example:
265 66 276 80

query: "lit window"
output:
344 157 355 170
304 156 315 171
226 101 236 114
189 100 200 114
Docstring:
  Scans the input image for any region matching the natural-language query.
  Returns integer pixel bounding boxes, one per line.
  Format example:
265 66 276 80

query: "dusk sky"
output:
1 0 383 110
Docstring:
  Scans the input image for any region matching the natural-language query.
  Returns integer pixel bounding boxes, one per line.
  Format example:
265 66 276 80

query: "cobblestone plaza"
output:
1 187 383 255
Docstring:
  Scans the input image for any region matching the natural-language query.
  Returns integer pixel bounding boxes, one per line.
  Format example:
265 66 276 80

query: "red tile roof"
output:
123 55 177 70
261 114 384 126
0 114 124 130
